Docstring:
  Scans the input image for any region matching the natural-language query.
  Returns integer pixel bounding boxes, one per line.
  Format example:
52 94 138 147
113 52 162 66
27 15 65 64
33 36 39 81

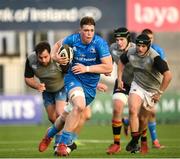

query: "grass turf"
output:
0 124 180 158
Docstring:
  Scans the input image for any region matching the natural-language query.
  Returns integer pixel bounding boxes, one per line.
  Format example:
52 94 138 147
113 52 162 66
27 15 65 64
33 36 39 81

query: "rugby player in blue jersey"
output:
39 16 113 156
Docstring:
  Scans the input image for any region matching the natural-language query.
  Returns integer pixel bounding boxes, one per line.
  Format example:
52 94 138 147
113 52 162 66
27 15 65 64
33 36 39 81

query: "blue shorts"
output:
42 87 67 107
64 74 95 106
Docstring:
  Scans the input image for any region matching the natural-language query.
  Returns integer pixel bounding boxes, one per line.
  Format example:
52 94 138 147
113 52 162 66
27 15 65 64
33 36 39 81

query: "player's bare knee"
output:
83 108 91 120
73 104 85 113
113 105 123 115
69 88 85 105
129 106 138 116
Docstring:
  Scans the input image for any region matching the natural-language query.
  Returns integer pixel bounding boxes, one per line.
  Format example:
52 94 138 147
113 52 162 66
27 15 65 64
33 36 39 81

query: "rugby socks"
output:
55 134 61 145
59 130 73 145
112 120 122 145
122 117 129 126
141 129 147 142
131 132 141 144
148 121 157 142
71 132 78 142
47 125 59 138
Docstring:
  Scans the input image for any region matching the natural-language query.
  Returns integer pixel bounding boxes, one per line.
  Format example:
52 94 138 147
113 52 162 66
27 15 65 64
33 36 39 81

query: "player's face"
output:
116 37 128 51
37 49 51 66
80 25 95 44
136 44 148 56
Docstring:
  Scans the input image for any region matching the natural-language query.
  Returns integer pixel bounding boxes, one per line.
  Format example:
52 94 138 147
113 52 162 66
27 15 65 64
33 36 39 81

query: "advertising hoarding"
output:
0 95 43 124
0 0 125 30
127 0 180 32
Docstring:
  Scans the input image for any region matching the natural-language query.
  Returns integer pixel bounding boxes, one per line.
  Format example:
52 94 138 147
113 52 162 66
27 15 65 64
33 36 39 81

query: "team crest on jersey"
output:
90 47 96 53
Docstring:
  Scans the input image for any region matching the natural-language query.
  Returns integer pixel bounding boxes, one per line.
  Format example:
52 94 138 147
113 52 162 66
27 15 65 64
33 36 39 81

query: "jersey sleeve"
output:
109 44 115 62
62 34 74 47
24 59 34 78
96 38 110 59
120 53 129 65
153 56 169 74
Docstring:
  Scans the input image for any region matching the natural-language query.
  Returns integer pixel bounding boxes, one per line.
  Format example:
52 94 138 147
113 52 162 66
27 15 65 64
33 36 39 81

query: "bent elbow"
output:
164 70 172 83
168 71 173 82
24 78 28 85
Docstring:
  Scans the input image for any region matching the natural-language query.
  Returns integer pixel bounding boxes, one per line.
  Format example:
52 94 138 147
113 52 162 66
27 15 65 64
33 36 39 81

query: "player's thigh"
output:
128 82 144 113
55 100 67 116
128 93 142 114
55 87 67 116
69 87 86 110
112 101 125 119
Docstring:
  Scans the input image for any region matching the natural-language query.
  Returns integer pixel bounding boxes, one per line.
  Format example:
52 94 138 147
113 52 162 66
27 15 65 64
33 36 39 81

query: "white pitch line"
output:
0 138 179 145
0 139 121 144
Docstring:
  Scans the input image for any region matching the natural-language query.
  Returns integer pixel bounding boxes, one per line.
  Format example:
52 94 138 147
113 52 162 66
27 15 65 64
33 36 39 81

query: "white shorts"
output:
129 81 156 111
112 92 128 105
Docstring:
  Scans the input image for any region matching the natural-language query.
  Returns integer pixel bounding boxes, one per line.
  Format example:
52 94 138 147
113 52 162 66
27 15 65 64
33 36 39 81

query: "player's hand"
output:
56 56 69 65
117 79 125 91
72 63 87 74
151 92 161 103
37 83 46 92
97 83 108 92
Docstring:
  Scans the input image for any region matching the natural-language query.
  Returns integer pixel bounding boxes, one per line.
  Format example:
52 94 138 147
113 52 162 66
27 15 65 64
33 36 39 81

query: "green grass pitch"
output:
0 124 180 158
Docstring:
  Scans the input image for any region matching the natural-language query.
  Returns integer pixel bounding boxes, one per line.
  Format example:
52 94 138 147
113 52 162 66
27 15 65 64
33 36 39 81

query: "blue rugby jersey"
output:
151 43 166 60
62 33 110 96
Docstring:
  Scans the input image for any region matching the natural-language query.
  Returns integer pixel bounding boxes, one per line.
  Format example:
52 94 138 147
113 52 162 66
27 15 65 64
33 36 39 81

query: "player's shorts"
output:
129 81 156 111
112 79 130 105
42 87 66 107
64 73 95 106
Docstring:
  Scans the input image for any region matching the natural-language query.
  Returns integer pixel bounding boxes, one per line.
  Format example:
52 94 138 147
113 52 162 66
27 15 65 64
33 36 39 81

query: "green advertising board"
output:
90 91 180 124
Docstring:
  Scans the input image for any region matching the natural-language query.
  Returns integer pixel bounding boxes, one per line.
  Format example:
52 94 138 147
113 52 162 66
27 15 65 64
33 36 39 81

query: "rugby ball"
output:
58 44 74 64
58 45 73 73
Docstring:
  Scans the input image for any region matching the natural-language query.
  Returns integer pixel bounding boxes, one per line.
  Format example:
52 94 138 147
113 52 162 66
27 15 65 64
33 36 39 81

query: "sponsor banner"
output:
127 0 180 32
0 0 125 30
91 91 180 123
0 95 43 124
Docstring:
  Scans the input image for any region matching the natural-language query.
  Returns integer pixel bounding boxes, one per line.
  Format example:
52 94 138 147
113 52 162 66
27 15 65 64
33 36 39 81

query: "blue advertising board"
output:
0 95 43 124
0 0 125 30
